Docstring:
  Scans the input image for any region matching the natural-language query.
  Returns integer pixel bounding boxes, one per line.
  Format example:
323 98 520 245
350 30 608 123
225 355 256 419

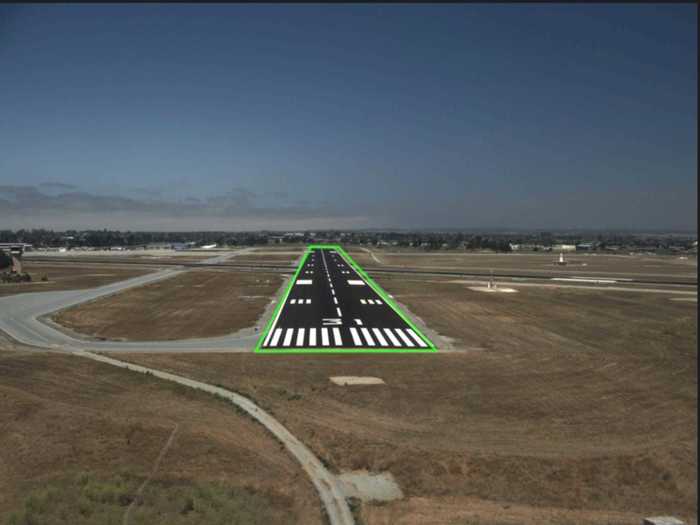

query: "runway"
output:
259 246 434 351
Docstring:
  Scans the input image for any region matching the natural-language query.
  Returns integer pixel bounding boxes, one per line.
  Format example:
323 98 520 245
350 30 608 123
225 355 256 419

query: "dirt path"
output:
77 350 355 525
361 247 384 265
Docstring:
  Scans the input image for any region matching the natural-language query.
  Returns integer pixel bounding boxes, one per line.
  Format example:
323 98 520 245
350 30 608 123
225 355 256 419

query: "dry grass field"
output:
229 253 301 264
0 262 153 298
0 343 322 524
53 270 283 341
120 277 697 525
346 249 697 282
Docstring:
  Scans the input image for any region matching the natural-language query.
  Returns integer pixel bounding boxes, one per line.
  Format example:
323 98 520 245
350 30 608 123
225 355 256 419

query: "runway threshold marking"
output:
254 244 436 353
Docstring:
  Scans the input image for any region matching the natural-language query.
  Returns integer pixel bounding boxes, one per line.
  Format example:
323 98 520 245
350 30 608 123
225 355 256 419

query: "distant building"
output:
553 244 577 252
0 243 32 255
509 243 546 252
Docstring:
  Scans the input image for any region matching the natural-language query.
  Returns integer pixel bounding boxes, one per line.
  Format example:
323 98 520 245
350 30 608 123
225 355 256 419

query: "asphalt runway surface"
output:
261 247 431 350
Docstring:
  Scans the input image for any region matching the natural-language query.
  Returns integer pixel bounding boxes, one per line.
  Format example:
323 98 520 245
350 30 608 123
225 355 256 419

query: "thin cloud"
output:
0 183 370 230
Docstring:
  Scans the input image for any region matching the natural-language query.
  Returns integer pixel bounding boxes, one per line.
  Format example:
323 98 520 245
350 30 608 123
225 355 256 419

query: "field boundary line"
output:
122 422 179 525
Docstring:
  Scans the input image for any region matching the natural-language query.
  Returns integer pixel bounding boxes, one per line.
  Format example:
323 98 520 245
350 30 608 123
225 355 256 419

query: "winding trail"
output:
361 247 383 265
79 350 355 525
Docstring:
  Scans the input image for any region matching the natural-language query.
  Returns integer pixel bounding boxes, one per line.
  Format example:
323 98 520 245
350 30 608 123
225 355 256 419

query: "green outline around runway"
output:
255 244 436 353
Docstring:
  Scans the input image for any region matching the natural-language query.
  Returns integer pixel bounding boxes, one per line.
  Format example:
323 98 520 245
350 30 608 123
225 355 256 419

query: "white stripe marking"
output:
360 299 367 305
407 329 428 348
395 329 414 347
383 328 401 347
263 325 275 346
306 299 311 304
360 328 376 346
348 280 365 286
321 328 330 346
296 279 312 285
269 328 283 347
282 329 294 347
296 328 305 346
372 328 388 346
332 328 342 346
349 327 362 345
309 328 317 346
290 298 297 304
354 319 363 326
333 297 338 305
375 300 382 305
336 307 342 317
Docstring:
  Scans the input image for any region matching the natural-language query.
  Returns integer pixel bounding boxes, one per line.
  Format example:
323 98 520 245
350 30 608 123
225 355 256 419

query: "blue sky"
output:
0 4 696 231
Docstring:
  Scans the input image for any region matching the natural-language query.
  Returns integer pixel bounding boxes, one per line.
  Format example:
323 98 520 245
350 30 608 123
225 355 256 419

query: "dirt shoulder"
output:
0 349 322 524
52 270 283 341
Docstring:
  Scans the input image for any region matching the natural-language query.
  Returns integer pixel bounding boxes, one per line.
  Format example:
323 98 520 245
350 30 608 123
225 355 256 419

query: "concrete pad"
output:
338 470 403 502
329 376 385 386
469 286 518 293
642 517 686 525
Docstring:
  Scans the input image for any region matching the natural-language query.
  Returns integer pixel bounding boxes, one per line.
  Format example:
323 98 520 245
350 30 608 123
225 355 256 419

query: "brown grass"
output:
52 270 283 341
0 348 322 524
231 254 301 264
346 250 697 281
118 278 697 525
0 262 153 298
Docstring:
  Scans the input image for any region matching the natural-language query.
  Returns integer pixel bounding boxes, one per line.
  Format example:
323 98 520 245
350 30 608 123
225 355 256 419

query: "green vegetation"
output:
6 472 281 525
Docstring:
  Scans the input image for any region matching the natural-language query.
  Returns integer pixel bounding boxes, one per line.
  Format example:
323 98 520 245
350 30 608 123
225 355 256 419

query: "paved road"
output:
261 247 432 350
0 249 261 352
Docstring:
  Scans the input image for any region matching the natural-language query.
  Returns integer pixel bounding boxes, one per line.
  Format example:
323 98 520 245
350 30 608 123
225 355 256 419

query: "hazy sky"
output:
1 4 696 231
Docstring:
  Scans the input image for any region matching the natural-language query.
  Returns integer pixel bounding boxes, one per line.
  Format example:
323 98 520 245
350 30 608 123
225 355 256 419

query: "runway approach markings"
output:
256 244 436 353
